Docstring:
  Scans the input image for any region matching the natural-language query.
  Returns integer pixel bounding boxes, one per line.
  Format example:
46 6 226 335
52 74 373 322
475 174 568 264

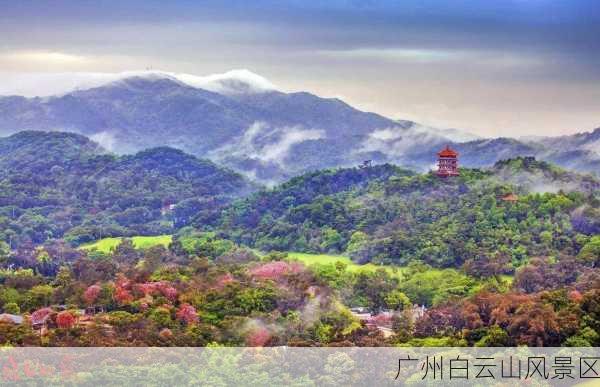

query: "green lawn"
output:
80 235 173 254
287 252 407 277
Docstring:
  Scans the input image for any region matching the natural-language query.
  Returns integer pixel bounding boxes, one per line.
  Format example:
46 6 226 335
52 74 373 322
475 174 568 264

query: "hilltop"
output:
211 158 600 270
492 156 600 194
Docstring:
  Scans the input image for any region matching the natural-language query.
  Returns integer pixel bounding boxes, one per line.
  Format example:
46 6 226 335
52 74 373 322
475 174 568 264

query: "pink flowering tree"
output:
246 326 271 347
176 303 199 325
134 282 178 302
83 285 101 305
249 261 303 280
30 307 53 325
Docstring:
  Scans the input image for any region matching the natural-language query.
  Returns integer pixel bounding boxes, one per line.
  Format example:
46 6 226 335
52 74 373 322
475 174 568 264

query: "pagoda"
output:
436 145 459 177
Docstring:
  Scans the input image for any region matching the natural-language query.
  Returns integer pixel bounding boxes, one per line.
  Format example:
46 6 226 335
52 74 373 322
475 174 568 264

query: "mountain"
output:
0 131 253 247
527 127 600 175
210 158 600 269
492 156 600 194
0 71 598 182
0 130 106 172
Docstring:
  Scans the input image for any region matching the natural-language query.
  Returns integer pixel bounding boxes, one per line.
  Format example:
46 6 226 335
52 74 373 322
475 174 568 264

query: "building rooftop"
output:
437 145 459 157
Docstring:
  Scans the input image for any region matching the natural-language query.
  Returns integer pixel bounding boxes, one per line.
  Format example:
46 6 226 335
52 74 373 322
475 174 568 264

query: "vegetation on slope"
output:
0 131 254 248
212 162 600 274
0 134 597 348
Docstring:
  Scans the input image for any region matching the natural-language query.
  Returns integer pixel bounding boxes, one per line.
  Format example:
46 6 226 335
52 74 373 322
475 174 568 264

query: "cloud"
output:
318 48 457 63
213 121 325 165
582 139 600 155
176 69 276 94
3 51 88 65
360 123 484 162
0 69 277 97
317 48 544 69
89 131 117 151
259 127 324 162
360 124 448 158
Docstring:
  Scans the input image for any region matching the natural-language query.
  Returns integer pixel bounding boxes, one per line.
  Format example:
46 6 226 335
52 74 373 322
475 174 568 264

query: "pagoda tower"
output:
436 145 459 177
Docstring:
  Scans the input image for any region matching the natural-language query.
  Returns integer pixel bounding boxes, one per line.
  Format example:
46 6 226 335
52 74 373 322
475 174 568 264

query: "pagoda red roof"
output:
437 145 458 157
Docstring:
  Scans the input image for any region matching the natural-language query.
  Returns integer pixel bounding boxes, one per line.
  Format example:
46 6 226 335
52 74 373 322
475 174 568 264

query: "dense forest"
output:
0 131 253 248
0 132 598 347
212 158 600 270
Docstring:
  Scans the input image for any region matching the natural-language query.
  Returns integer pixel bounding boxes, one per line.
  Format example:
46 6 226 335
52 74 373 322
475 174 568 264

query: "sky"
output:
1 0 599 138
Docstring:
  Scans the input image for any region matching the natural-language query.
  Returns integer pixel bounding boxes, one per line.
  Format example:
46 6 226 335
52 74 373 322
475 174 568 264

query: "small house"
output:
501 193 519 202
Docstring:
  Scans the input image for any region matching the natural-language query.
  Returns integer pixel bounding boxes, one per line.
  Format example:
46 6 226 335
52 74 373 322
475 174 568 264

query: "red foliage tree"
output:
114 286 134 305
56 311 76 329
461 292 564 346
83 284 102 305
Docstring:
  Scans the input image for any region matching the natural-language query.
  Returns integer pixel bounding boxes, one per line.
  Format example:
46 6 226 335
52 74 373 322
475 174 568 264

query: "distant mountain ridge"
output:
0 71 598 182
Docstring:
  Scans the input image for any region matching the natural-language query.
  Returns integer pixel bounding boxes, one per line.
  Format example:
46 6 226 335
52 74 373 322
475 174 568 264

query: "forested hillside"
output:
0 132 598 347
0 131 254 248
212 158 600 271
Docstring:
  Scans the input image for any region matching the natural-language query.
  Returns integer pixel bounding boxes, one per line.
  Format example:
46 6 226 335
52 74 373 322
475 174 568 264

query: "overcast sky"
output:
1 0 599 137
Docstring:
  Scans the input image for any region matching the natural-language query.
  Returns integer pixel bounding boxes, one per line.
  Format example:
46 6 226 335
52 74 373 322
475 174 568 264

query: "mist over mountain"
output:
0 71 598 182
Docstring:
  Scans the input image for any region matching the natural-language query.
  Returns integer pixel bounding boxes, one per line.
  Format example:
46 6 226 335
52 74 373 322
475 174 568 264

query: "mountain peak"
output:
0 70 277 98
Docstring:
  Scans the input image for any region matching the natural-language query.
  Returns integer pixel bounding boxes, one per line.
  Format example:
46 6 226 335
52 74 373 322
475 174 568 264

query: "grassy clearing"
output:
287 252 408 278
80 235 172 254
499 274 514 285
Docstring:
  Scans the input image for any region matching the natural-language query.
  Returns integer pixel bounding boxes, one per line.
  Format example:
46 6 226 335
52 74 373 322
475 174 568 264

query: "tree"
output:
384 290 411 311
354 269 398 312
346 231 368 254
83 285 101 305
578 236 600 267
0 241 10 265
474 325 510 347
3 302 19 314
56 311 75 329
176 303 199 325
27 285 54 309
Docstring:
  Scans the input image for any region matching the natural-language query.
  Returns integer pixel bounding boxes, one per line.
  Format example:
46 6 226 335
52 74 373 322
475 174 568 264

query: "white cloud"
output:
259 127 324 162
363 124 482 159
211 121 325 165
89 131 117 151
0 69 277 97
361 124 448 157
3 51 89 65
176 69 276 94
582 139 600 155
